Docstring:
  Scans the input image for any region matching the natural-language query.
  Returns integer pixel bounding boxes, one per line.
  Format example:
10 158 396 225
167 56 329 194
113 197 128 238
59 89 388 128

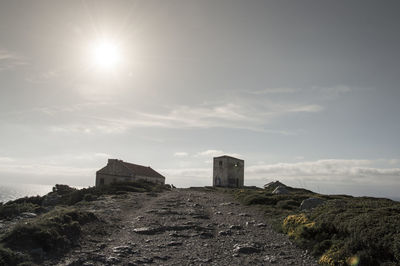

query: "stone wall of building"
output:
95 159 164 186
213 156 244 188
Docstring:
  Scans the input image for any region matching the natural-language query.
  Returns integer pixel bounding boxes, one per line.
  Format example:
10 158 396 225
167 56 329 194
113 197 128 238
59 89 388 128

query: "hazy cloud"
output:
246 87 299 94
246 159 400 185
4 99 323 135
174 152 189 157
25 70 59 84
0 48 27 71
196 149 242 159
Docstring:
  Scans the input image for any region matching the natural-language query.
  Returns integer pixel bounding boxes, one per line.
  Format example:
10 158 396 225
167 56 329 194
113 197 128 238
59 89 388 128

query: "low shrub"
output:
0 202 43 220
1 207 97 255
0 245 33 265
225 186 400 265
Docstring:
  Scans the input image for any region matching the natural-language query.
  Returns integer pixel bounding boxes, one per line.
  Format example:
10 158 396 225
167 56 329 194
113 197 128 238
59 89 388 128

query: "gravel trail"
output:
53 188 318 266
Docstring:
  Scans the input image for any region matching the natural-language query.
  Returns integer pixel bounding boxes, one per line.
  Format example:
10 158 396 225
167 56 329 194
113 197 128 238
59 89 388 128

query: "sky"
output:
0 0 400 198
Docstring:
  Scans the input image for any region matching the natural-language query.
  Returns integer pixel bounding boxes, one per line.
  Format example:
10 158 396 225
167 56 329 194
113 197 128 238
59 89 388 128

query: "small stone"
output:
106 256 121 263
256 223 267 227
233 243 261 254
97 243 107 249
112 245 134 255
167 241 183 246
264 255 277 263
20 212 37 218
133 227 160 235
135 257 154 263
219 202 234 206
238 213 250 217
218 230 232 236
153 255 171 261
229 225 242 230
215 211 222 215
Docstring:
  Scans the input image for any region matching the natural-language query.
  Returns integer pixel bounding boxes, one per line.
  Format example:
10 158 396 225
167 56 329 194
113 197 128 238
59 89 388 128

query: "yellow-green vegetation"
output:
282 214 315 239
225 185 400 265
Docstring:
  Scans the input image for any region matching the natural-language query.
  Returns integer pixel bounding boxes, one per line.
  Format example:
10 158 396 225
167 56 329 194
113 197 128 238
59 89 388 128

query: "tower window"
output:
219 161 223 166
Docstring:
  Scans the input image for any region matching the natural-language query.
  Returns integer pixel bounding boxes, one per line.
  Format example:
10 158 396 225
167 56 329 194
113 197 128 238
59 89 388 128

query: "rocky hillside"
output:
0 182 317 265
1 181 400 265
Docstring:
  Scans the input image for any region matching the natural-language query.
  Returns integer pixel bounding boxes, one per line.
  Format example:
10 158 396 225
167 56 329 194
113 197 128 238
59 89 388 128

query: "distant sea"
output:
0 183 54 203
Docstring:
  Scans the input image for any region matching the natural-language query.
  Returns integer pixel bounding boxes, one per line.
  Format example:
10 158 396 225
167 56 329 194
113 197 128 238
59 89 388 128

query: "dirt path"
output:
53 189 318 265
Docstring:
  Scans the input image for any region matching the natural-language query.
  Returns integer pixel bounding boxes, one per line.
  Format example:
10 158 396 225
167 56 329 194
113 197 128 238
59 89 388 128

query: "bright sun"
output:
91 40 121 70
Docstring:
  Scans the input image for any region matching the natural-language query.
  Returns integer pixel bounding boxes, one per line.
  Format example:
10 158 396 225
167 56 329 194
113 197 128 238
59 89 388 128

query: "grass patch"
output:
224 186 400 265
0 245 33 266
1 207 96 262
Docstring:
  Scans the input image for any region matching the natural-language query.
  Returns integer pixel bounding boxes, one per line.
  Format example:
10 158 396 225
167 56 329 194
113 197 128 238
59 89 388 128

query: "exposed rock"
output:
256 223 267 227
167 241 183 246
153 255 171 261
300 198 325 210
272 186 290 195
264 181 287 189
264 255 278 263
132 227 160 235
106 256 121 264
218 230 232 236
219 202 234 206
112 245 134 255
20 212 37 218
233 243 262 254
134 257 154 263
229 225 242 230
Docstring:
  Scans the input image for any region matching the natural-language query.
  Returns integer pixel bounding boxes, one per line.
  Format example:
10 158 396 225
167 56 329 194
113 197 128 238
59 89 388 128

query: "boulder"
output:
272 186 290 195
300 197 325 210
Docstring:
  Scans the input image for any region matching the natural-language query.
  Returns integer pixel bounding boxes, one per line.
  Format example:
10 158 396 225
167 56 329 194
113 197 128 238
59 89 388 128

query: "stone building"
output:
213 155 244 188
96 159 165 186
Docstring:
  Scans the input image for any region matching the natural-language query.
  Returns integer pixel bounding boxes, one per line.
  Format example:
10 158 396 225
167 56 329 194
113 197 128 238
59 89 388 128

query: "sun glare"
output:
91 40 121 70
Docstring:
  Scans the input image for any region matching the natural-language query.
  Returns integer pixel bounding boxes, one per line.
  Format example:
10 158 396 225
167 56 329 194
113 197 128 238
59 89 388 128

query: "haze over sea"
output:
0 183 53 203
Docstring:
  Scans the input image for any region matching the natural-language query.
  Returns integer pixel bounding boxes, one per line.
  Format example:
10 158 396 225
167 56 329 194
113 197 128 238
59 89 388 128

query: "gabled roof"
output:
120 161 165 179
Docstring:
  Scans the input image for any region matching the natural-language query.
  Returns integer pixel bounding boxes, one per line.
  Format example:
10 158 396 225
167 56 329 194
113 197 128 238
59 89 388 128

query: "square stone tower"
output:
213 155 244 188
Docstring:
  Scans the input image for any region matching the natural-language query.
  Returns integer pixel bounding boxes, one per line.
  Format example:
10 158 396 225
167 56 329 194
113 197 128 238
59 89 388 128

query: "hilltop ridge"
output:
0 182 400 265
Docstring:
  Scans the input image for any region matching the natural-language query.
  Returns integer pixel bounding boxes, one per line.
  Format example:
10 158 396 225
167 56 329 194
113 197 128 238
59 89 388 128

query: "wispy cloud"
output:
0 153 109 177
196 149 242 159
25 70 59 84
159 167 211 187
7 99 322 135
246 87 299 95
0 48 27 71
246 159 400 185
174 152 188 157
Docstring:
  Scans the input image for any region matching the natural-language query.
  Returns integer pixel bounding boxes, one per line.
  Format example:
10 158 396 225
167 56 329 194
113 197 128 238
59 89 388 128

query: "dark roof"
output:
121 161 165 179
213 155 244 161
